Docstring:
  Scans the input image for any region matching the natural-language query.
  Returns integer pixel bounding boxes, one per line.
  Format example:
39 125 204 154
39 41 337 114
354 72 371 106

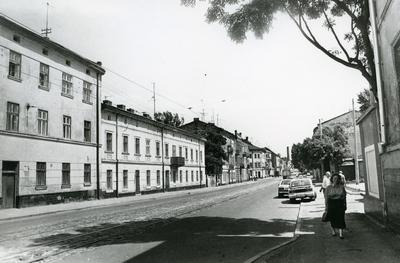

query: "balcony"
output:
170 157 185 167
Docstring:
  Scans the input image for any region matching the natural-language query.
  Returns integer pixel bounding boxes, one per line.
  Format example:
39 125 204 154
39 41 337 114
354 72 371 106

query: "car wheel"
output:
278 193 282 198
290 198 296 203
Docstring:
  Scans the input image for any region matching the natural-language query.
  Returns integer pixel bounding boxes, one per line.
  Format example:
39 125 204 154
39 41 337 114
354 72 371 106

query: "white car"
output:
288 178 317 203
278 179 292 197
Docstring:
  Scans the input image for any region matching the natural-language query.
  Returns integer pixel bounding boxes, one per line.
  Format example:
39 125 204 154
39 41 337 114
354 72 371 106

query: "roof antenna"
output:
41 2 52 38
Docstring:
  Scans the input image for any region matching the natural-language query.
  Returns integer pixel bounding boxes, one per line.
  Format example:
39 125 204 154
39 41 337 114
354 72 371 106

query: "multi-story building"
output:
101 101 206 196
0 15 105 208
248 144 267 179
360 0 400 231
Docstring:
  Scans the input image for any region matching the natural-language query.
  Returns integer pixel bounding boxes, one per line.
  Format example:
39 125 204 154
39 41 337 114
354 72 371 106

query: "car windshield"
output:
281 180 291 185
290 179 311 187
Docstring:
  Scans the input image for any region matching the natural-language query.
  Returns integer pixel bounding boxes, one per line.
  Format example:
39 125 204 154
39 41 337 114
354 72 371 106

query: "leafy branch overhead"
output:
154 111 184 127
182 0 376 98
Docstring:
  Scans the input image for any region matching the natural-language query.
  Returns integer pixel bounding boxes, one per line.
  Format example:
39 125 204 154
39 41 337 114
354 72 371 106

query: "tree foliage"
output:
291 125 350 170
205 130 228 175
357 88 371 113
154 111 184 127
183 0 377 98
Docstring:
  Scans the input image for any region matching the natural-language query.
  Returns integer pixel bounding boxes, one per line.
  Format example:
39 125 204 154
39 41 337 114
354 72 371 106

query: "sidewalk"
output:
346 181 366 193
256 188 400 263
0 178 275 221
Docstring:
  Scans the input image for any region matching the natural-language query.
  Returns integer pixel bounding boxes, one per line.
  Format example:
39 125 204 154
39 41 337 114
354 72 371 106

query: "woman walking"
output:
325 173 347 239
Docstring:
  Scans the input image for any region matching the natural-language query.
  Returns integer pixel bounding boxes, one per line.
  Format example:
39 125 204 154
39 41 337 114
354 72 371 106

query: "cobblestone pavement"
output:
0 178 291 263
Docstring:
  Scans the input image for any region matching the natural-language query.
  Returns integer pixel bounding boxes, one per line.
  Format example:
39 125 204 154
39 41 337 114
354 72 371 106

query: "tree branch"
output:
323 10 351 62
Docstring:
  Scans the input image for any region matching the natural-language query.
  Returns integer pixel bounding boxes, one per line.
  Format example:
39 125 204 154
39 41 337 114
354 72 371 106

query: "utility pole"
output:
152 82 156 119
352 99 360 184
41 2 52 38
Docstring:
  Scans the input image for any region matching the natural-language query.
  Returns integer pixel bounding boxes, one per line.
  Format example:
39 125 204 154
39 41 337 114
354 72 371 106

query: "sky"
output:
0 0 368 156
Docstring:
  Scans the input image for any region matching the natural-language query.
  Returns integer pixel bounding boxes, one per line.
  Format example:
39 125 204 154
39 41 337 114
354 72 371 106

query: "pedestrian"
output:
339 170 346 185
320 171 331 197
325 173 347 239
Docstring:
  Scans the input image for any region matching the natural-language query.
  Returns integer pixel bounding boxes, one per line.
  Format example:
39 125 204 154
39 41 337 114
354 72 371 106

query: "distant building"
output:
248 144 267 179
313 110 364 180
101 102 205 196
181 118 253 185
0 15 105 208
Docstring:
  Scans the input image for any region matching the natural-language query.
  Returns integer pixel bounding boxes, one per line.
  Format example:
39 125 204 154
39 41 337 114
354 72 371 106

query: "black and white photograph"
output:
0 0 399 262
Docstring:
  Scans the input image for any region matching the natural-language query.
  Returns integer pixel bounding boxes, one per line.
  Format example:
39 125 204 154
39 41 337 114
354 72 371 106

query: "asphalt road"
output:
0 178 300 263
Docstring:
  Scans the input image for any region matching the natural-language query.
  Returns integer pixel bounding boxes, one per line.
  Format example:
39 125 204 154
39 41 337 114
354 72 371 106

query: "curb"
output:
244 198 303 263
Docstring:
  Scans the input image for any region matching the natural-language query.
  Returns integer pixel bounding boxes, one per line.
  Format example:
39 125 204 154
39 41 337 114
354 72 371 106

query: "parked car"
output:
278 179 292 197
288 178 317 203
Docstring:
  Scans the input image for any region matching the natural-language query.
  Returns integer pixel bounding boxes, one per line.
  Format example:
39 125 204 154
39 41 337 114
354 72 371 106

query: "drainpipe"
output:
96 72 100 199
161 126 165 192
368 0 386 145
115 113 119 198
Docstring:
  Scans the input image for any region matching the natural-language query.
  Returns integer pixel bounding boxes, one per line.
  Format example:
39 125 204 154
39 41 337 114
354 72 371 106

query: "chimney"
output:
194 117 199 122
96 61 102 66
246 136 248 141
235 130 237 137
127 108 135 114
103 100 112 106
117 104 126 111
238 132 242 137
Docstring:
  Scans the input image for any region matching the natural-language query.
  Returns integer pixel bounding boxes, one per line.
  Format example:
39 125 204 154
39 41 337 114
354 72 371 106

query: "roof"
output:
0 14 105 75
102 103 206 142
321 110 360 125
181 119 237 139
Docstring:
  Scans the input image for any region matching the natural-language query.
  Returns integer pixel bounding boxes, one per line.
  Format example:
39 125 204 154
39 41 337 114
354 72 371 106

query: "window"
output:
146 139 151 156
200 171 203 182
186 171 188 182
196 150 198 162
180 170 183 183
84 163 91 185
157 170 161 185
106 132 112 152
38 110 48 135
179 146 182 157
42 48 48 55
156 141 160 156
173 170 177 183
190 149 193 161
63 115 71 139
83 81 92 103
191 171 194 182
62 72 73 96
123 170 128 189
196 171 199 181
6 102 19 131
135 137 140 155
36 162 46 187
200 151 203 163
185 148 188 160
165 143 169 158
107 170 112 190
123 135 129 153
83 121 91 142
39 63 49 89
172 145 176 157
8 50 21 80
62 163 70 187
66 59 71 66
13 35 20 42
146 170 151 186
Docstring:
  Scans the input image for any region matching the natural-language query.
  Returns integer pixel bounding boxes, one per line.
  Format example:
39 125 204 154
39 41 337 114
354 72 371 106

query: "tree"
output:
291 125 350 171
357 88 371 113
205 130 228 175
154 111 184 127
183 0 377 99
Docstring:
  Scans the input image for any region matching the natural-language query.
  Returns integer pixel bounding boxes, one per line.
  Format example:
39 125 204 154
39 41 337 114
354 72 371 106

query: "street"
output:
0 178 301 263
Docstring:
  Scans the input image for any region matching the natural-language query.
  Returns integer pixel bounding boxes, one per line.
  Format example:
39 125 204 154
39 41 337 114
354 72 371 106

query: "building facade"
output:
101 102 206 196
364 0 400 231
0 15 105 208
248 145 267 179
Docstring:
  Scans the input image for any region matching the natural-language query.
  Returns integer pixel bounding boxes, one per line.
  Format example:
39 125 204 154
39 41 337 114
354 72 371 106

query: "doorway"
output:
135 170 140 194
2 161 19 208
165 170 170 189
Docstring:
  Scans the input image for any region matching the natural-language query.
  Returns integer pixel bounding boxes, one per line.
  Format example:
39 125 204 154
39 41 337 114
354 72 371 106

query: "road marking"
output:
217 232 294 238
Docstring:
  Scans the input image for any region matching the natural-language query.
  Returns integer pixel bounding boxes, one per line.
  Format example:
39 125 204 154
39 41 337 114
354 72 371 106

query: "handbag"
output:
321 211 329 222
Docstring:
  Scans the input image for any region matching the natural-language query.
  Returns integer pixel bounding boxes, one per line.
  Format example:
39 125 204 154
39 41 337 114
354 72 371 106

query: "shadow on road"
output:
30 216 297 263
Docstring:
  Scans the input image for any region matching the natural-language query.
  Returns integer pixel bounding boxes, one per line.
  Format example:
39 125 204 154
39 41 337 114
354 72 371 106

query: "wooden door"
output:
2 161 18 208
135 170 140 194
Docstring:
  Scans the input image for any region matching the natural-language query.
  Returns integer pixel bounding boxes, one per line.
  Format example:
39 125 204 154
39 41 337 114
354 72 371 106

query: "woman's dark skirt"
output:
327 198 346 229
